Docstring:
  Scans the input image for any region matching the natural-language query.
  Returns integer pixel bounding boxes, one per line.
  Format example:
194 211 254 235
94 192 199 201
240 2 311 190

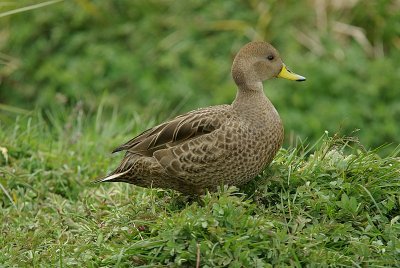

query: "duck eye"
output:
267 55 274 61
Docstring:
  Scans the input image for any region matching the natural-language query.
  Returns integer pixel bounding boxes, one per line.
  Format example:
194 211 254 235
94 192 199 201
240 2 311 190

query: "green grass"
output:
1 1 400 266
1 110 399 267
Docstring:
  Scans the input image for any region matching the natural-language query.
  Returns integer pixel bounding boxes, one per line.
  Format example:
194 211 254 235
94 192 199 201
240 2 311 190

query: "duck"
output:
97 41 305 195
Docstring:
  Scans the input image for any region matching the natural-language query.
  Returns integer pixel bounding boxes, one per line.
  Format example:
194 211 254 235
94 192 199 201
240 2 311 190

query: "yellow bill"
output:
278 64 306 81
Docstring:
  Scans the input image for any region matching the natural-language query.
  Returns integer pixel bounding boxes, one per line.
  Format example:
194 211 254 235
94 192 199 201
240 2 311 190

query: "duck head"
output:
231 41 305 89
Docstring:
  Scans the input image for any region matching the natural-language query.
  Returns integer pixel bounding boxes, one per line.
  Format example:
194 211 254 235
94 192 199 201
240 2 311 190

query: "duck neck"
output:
232 82 269 109
232 82 280 125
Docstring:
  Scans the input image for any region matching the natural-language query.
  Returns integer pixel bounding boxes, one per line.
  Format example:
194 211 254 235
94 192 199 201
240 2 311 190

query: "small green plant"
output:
336 193 360 217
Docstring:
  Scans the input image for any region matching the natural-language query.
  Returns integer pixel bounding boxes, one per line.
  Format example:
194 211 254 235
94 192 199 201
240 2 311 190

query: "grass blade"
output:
0 0 63 18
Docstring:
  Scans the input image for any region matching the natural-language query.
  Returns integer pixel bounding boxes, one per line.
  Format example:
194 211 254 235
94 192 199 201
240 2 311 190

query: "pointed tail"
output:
93 169 131 184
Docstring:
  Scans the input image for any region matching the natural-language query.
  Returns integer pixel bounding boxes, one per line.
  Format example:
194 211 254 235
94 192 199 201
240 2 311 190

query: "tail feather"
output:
93 170 130 183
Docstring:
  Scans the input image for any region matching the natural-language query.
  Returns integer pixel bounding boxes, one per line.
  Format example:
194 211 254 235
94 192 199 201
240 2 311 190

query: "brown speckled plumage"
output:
97 41 305 194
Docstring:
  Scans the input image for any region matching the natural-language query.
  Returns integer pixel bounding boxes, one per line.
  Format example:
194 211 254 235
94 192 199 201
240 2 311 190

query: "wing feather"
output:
112 105 231 157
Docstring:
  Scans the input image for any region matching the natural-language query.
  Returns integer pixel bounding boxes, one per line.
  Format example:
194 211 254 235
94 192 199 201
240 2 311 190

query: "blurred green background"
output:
1 0 399 149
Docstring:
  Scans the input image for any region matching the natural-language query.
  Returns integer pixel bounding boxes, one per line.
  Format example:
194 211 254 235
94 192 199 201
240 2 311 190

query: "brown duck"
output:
97 41 305 194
